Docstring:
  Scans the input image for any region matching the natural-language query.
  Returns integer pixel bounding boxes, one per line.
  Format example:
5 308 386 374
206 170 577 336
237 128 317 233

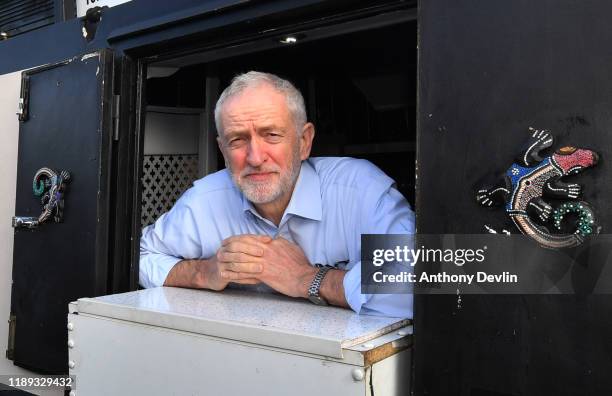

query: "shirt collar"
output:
241 160 322 222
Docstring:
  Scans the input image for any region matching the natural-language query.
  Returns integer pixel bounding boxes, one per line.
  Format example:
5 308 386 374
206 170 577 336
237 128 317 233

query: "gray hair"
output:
214 71 307 136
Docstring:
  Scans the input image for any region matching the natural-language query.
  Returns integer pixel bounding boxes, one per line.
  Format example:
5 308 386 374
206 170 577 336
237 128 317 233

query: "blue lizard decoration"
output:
476 128 600 249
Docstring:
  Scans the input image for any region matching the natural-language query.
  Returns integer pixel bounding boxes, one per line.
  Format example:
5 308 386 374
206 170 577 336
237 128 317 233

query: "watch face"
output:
308 295 328 306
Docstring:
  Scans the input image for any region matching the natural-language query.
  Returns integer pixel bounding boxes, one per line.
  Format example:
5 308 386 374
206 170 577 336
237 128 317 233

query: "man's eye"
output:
228 138 244 146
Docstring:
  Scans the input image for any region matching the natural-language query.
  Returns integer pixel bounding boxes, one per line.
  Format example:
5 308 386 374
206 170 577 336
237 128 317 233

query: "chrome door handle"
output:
12 216 39 229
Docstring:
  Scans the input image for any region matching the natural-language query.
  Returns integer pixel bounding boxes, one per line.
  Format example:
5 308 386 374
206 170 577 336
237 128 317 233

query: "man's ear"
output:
299 122 315 160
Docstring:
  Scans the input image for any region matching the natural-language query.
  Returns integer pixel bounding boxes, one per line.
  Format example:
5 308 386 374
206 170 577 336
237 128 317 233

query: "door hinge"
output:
6 314 15 361
112 94 120 141
16 74 30 122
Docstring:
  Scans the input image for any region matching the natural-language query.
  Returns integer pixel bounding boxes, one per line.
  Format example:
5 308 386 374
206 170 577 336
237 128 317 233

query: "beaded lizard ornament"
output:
32 167 71 225
476 128 600 249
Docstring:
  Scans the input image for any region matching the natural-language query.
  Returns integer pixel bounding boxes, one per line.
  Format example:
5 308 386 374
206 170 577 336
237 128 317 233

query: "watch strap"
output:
308 265 333 304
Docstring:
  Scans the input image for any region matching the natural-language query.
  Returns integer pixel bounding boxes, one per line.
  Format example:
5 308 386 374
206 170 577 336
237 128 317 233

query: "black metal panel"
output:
109 55 139 293
0 0 55 38
416 1 612 395
10 50 114 373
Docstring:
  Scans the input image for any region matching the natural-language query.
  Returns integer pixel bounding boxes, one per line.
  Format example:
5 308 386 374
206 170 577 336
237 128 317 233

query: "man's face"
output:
217 84 314 204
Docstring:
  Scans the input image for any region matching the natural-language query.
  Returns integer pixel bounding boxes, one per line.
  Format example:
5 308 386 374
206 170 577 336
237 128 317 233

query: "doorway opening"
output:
137 7 418 246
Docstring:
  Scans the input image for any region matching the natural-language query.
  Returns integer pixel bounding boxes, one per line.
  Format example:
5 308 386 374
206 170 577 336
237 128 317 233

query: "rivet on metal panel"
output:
351 368 365 381
68 360 76 369
67 322 74 331
68 339 75 348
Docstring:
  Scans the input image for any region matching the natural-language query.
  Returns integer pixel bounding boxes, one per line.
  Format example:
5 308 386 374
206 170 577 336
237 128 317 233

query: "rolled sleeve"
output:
343 263 368 313
346 180 415 318
139 196 203 288
139 251 182 288
343 262 413 318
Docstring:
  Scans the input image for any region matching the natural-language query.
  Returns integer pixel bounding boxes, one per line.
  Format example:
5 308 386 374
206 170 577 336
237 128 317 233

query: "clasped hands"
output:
205 234 318 298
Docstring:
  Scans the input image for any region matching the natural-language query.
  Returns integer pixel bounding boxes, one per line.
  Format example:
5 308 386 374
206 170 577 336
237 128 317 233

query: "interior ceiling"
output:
149 8 416 69
147 16 416 110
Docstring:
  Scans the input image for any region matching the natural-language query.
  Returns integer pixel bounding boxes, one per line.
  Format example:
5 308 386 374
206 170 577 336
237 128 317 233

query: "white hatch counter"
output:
67 287 412 396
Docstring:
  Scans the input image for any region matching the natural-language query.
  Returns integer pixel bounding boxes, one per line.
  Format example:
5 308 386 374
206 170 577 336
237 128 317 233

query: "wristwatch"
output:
308 265 333 306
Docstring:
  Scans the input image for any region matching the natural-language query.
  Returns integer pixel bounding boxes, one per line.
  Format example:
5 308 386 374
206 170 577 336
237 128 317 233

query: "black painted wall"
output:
416 1 612 395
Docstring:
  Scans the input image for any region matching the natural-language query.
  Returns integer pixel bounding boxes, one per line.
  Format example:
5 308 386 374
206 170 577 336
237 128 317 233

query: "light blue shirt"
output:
140 157 415 318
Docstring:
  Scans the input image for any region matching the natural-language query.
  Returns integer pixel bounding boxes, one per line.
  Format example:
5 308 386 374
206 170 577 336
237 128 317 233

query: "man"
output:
140 71 414 317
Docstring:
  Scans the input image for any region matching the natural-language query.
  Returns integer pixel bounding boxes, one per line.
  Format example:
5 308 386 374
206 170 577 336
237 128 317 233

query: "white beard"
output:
229 147 302 204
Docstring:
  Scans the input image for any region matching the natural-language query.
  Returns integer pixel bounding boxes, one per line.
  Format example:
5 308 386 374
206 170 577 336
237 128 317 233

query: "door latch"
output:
6 314 15 361
16 74 30 121
12 168 71 229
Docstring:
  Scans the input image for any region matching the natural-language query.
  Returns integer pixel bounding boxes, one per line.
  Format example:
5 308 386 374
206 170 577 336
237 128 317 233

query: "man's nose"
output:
246 138 267 167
